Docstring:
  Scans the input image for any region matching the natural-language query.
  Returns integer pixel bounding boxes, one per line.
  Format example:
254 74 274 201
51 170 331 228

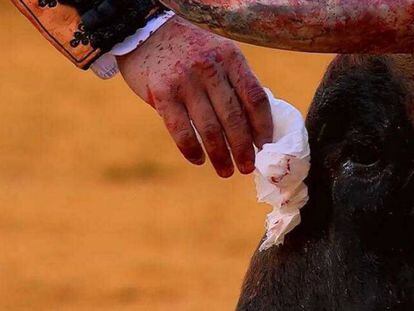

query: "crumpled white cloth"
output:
256 89 310 251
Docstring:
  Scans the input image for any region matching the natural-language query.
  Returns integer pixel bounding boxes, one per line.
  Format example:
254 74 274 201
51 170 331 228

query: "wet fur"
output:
237 55 414 311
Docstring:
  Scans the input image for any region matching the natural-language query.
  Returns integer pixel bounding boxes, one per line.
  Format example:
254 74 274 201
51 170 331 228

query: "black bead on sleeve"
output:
43 0 167 53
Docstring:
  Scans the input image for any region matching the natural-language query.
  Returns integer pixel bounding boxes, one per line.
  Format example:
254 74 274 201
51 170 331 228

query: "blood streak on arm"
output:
160 0 414 53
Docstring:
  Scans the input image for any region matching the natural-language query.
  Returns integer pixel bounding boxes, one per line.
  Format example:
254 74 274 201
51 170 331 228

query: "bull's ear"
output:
11 0 101 69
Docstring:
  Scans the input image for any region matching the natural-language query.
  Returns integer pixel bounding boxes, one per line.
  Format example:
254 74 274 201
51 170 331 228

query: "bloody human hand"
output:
117 16 273 178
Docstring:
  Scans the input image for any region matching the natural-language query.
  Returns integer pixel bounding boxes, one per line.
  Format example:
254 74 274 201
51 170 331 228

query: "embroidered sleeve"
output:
11 0 165 69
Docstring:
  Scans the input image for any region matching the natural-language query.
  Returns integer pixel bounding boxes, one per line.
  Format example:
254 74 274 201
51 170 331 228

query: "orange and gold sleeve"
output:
11 0 102 69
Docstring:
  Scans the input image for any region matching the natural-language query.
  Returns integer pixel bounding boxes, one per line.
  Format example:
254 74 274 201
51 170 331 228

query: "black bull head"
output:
237 54 414 310
158 2 414 308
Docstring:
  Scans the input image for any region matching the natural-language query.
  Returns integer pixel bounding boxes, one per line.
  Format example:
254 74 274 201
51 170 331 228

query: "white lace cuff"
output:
90 11 175 80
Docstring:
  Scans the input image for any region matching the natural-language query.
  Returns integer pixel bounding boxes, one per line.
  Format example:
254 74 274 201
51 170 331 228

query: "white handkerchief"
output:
256 89 310 251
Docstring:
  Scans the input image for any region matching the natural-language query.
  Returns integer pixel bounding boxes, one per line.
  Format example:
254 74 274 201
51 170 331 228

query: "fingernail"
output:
240 161 255 174
220 166 234 178
256 136 273 148
191 157 205 165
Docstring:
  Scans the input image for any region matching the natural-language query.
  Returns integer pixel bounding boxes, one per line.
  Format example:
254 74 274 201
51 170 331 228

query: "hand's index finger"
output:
227 54 274 148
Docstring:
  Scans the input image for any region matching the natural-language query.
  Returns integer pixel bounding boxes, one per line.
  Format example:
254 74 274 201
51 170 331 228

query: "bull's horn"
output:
160 0 414 53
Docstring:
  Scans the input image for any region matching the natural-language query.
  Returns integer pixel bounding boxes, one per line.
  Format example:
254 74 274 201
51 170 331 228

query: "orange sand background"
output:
0 2 333 310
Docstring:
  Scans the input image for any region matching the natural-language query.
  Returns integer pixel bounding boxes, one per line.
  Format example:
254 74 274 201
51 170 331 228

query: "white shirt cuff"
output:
90 11 175 80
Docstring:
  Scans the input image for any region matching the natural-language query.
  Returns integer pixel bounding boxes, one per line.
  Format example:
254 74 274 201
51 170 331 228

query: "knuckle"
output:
154 84 183 105
201 123 221 143
177 66 191 80
221 40 237 51
227 47 245 63
224 106 245 130
229 46 242 58
232 141 252 156
174 127 195 147
153 86 171 100
194 55 214 69
164 117 179 131
201 49 217 60
246 86 268 109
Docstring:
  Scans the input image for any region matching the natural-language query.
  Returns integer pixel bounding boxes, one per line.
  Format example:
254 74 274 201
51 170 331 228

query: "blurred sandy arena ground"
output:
0 2 333 310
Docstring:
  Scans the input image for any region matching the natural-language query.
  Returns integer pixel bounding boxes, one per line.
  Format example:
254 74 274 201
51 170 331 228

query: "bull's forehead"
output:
390 54 414 126
322 54 414 128
306 54 414 149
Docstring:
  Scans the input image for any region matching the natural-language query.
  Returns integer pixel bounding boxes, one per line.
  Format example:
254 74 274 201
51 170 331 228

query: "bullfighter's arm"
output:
10 1 275 178
161 0 414 53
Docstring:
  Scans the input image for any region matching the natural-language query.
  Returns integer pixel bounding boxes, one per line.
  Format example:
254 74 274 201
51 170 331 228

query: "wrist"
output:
91 11 175 79
112 10 175 56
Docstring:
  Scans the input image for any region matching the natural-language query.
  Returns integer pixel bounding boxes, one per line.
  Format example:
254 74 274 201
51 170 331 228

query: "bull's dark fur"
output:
237 55 414 311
